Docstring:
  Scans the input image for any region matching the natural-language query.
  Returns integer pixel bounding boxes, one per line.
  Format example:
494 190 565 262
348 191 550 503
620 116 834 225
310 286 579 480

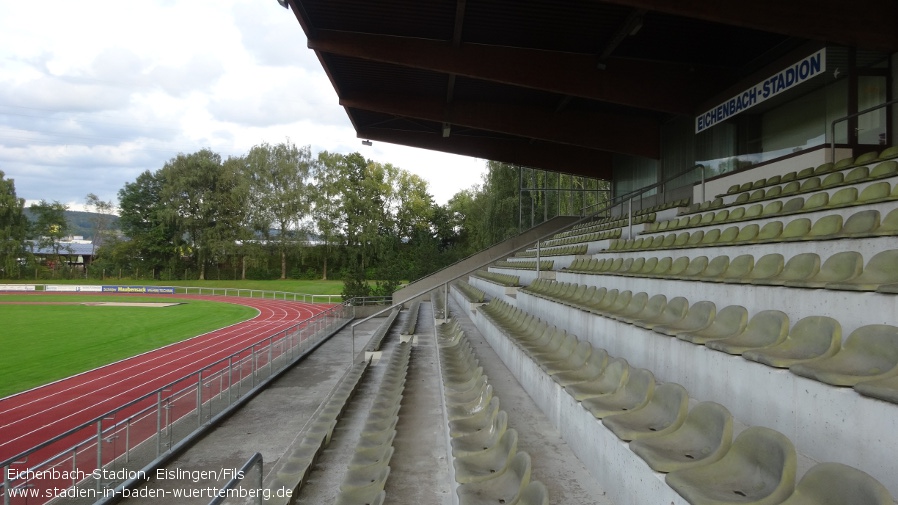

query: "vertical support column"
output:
267 337 273 375
628 198 633 240
251 347 256 388
700 165 706 203
156 392 162 457
196 372 203 428
227 357 233 406
518 166 523 233
351 324 355 364
444 282 448 319
96 420 103 492
4 464 11 505
568 175 573 214
536 239 541 277
72 449 78 486
530 168 535 227
557 172 561 217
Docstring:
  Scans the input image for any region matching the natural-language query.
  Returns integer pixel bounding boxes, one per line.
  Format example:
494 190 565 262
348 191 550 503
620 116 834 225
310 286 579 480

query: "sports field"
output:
0 295 258 398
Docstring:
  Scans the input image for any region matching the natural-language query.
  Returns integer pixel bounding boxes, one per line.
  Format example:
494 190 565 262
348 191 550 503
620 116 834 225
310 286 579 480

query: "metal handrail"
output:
580 162 705 217
208 452 264 505
830 97 898 160
349 215 602 355
399 215 578 288
344 296 393 306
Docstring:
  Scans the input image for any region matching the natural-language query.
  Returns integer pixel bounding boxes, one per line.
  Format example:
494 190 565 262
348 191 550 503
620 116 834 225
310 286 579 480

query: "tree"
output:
0 171 27 278
342 153 387 267
393 169 434 242
118 169 180 276
84 193 116 265
246 141 313 279
312 150 347 280
159 149 250 280
213 156 253 279
29 200 69 276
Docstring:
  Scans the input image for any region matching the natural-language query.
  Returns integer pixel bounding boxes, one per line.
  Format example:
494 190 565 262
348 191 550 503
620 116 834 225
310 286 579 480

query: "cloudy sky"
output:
0 0 486 212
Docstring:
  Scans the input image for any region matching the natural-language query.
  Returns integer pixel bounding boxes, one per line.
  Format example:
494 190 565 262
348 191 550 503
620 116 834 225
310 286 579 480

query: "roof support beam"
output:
340 92 660 158
598 8 646 64
356 127 613 179
599 0 898 52
308 30 718 115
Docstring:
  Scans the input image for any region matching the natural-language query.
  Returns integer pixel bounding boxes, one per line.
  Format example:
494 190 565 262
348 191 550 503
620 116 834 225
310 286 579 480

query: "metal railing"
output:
830 97 898 160
343 296 392 307
176 286 343 304
207 452 264 505
0 302 350 505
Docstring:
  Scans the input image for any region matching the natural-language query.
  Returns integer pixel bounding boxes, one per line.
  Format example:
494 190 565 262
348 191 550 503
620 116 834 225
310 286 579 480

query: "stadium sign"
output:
102 285 176 294
0 284 36 291
696 49 826 133
46 285 103 292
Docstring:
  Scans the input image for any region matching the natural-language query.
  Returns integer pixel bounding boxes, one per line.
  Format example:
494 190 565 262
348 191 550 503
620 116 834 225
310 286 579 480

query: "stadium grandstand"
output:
3 1 898 504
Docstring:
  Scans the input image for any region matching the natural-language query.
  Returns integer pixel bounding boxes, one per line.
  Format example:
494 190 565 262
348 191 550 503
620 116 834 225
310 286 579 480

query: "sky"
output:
0 0 487 212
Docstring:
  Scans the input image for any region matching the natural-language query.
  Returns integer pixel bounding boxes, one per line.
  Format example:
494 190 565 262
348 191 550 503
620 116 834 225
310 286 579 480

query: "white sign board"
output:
0 284 36 291
696 49 826 133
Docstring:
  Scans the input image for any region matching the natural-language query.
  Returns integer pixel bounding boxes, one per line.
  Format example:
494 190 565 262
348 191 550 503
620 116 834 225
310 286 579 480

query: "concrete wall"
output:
470 303 692 505
515 290 898 498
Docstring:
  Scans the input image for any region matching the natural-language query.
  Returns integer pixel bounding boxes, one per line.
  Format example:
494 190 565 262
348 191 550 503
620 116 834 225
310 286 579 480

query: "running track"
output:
0 293 334 464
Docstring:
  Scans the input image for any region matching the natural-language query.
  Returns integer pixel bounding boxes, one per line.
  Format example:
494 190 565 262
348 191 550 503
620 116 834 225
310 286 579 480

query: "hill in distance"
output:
22 209 119 241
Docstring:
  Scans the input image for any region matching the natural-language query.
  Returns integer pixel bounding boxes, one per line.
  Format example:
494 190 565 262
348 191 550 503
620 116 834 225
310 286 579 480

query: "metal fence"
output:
0 284 345 304
343 296 392 307
175 287 343 304
0 302 350 505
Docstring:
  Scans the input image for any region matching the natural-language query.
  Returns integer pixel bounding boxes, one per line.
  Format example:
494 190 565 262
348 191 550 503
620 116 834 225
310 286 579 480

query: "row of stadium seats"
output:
453 280 486 304
492 260 555 271
365 308 399 353
268 360 370 502
715 148 898 199
523 245 587 258
610 207 898 252
564 248 898 292
472 270 520 287
634 198 691 216
519 229 620 253
521 278 898 401
648 180 898 234
399 301 420 336
436 319 549 505
476 298 895 504
334 342 411 505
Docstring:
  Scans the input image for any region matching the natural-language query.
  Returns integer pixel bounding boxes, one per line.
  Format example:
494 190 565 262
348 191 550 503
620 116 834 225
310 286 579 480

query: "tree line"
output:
0 142 608 295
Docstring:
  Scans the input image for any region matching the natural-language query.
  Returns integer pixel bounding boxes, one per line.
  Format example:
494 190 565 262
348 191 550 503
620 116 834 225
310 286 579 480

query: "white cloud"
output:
0 0 485 210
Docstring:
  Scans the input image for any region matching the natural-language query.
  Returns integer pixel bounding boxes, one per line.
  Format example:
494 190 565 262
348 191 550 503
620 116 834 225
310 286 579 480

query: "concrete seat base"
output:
854 375 898 405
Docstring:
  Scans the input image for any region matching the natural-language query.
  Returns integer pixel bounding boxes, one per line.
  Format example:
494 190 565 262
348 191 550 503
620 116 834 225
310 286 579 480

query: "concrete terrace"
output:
115 302 607 504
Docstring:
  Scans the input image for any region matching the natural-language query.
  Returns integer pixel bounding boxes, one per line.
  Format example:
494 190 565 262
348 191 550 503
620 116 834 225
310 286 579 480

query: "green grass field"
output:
0 296 258 398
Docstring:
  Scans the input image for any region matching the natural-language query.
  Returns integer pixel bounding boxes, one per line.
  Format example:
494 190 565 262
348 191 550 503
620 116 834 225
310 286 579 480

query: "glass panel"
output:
857 75 888 146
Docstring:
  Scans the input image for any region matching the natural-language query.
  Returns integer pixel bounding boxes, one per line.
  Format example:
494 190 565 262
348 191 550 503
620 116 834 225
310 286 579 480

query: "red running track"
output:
0 293 333 464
